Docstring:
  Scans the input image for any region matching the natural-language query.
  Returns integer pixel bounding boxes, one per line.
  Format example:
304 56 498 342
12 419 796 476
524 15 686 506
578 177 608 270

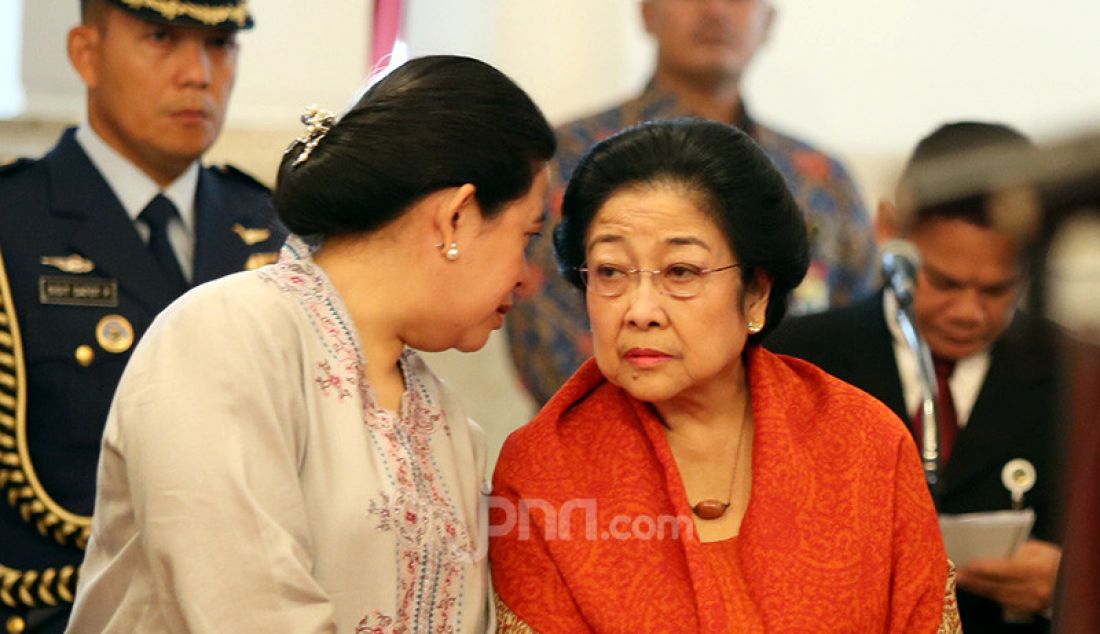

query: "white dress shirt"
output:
883 291 993 427
75 124 198 280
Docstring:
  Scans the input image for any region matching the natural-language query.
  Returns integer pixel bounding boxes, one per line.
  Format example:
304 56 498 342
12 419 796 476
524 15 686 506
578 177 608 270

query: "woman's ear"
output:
745 269 773 324
432 184 478 255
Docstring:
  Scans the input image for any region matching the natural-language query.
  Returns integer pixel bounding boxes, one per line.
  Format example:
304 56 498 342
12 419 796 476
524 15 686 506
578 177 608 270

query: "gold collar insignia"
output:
232 224 272 246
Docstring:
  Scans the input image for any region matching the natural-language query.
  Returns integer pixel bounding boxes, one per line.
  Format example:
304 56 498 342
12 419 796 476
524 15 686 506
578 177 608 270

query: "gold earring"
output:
747 320 763 334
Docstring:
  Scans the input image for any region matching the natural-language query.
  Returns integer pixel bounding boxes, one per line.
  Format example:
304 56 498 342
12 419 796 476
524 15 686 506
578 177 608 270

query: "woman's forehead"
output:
587 188 724 248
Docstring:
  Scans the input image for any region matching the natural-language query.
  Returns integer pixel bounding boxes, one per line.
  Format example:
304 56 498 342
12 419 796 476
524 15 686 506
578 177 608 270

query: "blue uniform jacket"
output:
0 128 287 633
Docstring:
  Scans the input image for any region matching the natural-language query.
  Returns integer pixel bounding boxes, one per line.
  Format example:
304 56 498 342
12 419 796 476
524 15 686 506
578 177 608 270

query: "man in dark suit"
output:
768 122 1064 633
0 1 284 631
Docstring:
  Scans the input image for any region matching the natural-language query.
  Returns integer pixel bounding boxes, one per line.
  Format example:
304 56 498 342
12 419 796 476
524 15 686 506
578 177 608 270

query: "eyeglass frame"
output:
575 262 742 299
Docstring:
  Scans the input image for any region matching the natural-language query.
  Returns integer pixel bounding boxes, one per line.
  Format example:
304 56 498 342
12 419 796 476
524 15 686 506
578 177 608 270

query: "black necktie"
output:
139 194 189 293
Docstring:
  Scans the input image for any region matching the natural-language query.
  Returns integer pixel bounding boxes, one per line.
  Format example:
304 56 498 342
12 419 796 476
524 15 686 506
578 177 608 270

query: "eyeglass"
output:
576 262 741 298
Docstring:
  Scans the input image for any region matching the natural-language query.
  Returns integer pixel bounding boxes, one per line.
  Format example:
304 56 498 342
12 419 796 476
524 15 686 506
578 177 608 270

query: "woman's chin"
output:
452 330 493 354
609 373 682 405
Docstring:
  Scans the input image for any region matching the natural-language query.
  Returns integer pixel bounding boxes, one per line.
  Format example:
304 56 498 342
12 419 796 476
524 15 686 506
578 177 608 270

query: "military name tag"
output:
38 275 119 307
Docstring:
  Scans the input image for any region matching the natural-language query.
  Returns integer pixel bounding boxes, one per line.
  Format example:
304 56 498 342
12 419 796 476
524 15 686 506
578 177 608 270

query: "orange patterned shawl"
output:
491 348 949 633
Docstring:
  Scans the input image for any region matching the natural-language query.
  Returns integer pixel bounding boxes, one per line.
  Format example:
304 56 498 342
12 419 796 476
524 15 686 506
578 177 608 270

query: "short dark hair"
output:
900 121 1033 228
274 55 556 237
554 118 809 342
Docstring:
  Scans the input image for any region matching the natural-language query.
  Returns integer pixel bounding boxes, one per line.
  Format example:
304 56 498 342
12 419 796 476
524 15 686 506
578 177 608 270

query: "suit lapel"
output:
940 323 1050 497
45 129 178 314
845 294 909 421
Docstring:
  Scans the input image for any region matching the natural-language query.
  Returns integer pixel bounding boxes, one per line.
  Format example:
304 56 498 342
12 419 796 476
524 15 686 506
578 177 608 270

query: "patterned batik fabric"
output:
506 83 877 405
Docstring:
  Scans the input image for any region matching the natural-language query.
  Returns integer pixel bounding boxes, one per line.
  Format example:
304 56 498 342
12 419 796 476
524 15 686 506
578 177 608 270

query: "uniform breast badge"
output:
94 315 135 354
39 254 95 274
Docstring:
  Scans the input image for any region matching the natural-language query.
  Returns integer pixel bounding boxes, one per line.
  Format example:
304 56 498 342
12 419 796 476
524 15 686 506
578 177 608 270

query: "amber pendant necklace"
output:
691 499 731 520
689 402 751 521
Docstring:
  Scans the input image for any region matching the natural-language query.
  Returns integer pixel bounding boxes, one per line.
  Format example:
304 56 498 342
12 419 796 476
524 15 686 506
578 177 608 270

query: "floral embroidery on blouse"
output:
259 235 478 632
314 359 353 401
355 610 394 634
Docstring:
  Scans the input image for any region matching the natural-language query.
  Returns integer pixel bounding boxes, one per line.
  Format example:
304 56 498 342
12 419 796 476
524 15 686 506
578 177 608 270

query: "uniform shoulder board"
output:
212 164 271 192
0 157 34 177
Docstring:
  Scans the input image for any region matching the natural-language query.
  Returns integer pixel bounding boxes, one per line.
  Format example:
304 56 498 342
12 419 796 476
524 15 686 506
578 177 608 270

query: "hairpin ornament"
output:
290 104 337 166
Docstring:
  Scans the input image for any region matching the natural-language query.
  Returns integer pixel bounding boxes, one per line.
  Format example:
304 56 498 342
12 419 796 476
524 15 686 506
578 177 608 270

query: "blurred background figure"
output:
768 122 1068 633
878 124 1100 634
506 0 876 406
0 1 283 632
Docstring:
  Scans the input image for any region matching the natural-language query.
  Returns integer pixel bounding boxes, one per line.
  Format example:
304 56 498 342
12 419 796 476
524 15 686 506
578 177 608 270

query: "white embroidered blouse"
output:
69 236 492 633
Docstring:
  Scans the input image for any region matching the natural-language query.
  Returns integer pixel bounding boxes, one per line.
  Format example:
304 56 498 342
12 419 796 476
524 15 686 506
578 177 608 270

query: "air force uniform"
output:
0 120 284 633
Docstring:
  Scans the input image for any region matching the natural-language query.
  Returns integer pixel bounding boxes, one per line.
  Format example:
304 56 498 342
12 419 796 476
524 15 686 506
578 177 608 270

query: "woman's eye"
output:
665 264 702 281
595 265 626 280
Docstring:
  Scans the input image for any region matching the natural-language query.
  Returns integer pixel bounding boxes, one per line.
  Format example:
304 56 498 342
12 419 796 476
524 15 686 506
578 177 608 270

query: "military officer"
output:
0 1 284 632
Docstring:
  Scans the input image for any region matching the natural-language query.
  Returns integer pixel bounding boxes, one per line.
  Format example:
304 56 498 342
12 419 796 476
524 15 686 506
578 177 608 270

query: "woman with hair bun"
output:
490 119 958 633
68 55 555 633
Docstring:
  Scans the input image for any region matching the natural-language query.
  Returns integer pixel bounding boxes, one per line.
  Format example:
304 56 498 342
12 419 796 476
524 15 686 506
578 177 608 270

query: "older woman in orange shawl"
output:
490 120 960 633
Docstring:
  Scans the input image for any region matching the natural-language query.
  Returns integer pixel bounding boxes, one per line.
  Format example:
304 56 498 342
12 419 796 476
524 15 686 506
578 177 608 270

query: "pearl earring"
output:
445 242 459 261
747 320 763 334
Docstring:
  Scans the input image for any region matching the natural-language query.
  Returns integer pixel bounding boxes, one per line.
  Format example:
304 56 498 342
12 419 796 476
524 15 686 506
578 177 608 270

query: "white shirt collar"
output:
75 124 198 234
883 291 991 427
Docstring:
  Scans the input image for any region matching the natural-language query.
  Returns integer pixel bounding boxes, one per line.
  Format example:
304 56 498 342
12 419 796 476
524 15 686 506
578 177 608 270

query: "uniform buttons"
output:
74 344 95 367
5 615 25 634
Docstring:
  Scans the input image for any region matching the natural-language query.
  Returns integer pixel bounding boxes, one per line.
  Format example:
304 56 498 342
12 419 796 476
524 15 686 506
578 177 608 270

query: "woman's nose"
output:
623 276 668 329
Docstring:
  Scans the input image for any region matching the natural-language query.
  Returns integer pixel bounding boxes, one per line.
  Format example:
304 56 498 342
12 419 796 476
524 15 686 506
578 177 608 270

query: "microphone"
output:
881 239 941 495
880 240 922 309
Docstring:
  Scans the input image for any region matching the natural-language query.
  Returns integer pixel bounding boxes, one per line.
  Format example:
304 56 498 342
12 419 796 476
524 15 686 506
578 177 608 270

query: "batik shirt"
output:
507 83 877 404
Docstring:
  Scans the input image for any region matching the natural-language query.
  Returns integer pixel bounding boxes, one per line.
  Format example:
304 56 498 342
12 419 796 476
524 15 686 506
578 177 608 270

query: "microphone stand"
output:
889 287 942 499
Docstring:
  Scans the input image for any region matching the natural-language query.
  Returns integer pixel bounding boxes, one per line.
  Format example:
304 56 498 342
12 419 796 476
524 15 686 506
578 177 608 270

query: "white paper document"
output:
938 509 1035 568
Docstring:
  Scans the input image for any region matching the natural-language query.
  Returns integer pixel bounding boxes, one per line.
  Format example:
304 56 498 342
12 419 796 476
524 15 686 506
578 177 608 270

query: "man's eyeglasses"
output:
576 263 741 298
